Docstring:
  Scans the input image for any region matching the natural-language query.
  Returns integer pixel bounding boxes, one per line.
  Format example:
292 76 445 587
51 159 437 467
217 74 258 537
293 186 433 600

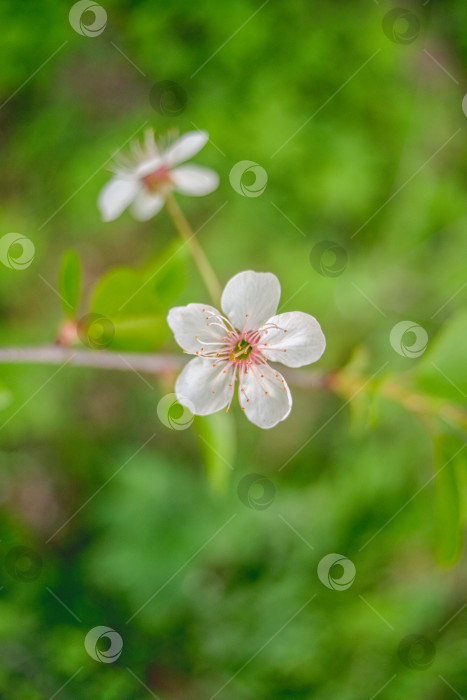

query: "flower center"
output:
194 312 289 369
191 312 290 414
231 338 253 361
141 165 172 192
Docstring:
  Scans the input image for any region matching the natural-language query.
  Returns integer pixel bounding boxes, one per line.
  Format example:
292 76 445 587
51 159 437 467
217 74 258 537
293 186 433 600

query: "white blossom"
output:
168 271 326 429
98 130 219 222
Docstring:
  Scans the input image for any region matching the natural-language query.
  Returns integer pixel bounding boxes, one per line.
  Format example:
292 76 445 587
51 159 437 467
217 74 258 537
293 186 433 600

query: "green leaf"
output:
59 250 81 318
433 432 466 566
90 267 167 351
194 412 236 494
416 311 467 403
0 382 12 412
142 241 188 306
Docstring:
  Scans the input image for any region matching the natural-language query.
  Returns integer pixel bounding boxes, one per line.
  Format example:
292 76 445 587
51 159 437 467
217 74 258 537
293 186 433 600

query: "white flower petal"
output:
98 177 139 222
175 357 234 415
260 311 326 368
164 131 209 166
240 364 292 429
221 270 281 332
171 165 219 196
134 156 164 178
130 191 165 221
167 303 226 355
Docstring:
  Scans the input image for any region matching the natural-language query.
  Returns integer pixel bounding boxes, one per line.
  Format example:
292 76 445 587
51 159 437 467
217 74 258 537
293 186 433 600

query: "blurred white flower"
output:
98 130 219 222
167 270 326 429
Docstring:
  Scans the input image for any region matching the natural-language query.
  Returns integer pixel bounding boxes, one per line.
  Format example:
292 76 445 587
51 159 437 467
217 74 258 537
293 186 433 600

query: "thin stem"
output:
0 346 184 375
0 346 326 388
331 371 467 432
165 192 222 305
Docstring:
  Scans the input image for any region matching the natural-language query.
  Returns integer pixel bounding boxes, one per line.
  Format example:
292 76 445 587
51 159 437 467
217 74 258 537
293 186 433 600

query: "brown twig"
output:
0 346 330 389
0 346 184 374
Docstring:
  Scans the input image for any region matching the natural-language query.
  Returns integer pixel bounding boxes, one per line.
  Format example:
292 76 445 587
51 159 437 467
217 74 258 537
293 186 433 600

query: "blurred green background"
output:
0 0 466 697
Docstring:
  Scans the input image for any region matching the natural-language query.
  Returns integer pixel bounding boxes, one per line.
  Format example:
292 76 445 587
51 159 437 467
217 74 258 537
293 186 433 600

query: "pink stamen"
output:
192 314 288 409
142 165 173 192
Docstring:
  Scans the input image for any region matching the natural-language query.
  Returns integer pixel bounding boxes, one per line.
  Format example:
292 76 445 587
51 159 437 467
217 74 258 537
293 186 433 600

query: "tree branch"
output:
0 346 185 375
0 346 329 388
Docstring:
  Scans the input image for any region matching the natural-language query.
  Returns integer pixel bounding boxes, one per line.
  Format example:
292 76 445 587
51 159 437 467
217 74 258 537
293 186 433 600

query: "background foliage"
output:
0 0 466 697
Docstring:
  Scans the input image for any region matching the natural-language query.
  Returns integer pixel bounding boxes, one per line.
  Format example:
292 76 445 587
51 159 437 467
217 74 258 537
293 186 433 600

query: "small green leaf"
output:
143 241 188 306
110 316 167 349
59 250 81 318
195 412 236 494
0 382 12 412
433 432 466 566
90 267 167 351
416 311 467 403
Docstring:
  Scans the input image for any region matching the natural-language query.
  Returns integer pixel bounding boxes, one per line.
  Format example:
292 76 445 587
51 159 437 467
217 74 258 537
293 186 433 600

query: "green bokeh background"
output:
0 0 466 697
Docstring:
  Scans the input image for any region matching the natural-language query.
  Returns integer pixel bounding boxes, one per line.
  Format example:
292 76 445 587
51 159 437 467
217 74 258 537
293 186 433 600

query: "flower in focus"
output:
167 270 326 429
98 129 219 222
